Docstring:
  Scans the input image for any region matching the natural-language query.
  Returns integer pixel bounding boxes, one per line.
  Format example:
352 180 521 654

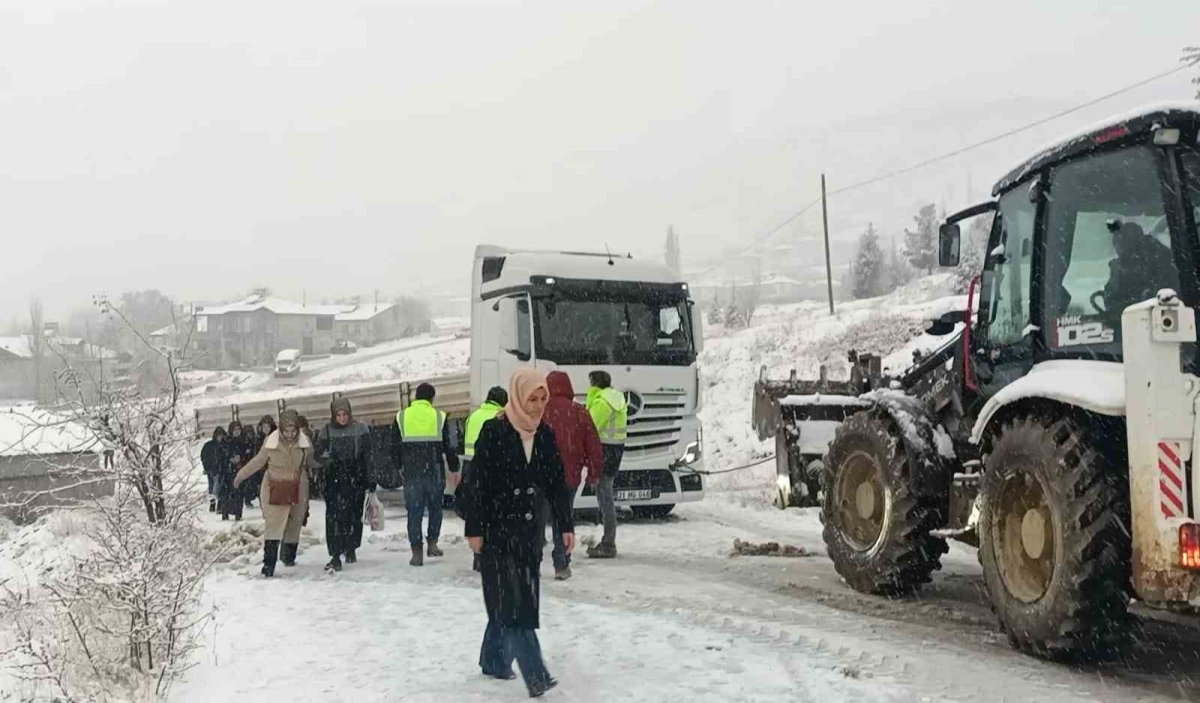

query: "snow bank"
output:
308 337 470 385
0 406 103 457
697 274 963 502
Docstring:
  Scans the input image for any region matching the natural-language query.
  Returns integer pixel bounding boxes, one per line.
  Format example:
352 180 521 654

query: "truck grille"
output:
627 390 686 456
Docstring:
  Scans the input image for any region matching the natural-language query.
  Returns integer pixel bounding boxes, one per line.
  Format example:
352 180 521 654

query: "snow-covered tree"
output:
903 203 939 275
664 226 682 274
1185 46 1200 100
0 296 216 700
853 223 887 299
885 231 914 290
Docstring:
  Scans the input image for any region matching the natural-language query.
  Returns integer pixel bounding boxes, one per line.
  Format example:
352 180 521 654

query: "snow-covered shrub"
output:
0 296 216 701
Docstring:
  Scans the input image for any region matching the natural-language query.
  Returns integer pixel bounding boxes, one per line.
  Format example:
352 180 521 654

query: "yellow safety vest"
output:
464 401 504 459
396 400 446 444
587 386 628 445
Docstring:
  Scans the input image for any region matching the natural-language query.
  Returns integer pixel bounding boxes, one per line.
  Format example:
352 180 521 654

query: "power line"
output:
695 63 1191 279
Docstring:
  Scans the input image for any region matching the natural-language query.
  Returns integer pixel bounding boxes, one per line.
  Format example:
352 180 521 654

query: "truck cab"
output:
469 245 705 514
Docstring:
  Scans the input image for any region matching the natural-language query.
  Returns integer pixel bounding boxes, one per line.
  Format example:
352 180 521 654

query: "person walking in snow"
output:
585 370 627 559
200 426 228 513
392 382 460 566
234 409 313 577
315 397 374 572
218 421 250 521
464 367 574 697
541 371 603 581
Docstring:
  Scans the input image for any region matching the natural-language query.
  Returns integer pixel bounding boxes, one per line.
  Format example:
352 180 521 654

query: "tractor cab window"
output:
1185 149 1200 234
981 185 1036 348
1041 146 1177 356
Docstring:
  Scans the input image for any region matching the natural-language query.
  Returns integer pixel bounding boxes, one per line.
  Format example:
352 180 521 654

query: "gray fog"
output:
2 0 1197 321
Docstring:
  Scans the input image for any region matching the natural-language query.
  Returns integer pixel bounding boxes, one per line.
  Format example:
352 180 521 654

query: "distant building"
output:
0 333 126 402
192 295 407 368
334 304 402 347
0 407 113 524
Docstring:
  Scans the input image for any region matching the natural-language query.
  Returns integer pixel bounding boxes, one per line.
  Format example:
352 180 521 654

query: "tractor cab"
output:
942 104 1200 409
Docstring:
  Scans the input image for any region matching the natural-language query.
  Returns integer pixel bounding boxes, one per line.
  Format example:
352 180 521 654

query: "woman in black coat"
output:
219 421 253 521
464 368 574 698
315 397 374 572
200 427 228 513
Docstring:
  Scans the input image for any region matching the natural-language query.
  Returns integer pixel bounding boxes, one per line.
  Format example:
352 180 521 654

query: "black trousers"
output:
479 621 549 683
326 485 366 557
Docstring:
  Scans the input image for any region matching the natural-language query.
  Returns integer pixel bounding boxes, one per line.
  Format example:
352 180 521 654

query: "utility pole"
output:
821 174 835 315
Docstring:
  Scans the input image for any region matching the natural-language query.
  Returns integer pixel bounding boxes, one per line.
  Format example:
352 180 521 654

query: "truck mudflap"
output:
1122 292 1200 603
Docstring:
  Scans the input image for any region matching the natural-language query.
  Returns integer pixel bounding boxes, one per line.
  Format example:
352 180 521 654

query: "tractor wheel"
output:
978 416 1131 658
822 410 948 595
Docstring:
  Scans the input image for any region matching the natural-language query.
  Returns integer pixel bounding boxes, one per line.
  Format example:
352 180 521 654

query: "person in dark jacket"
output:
248 415 276 507
200 427 228 513
540 371 603 580
316 397 375 572
392 382 460 566
465 368 574 698
218 421 251 521
242 424 260 508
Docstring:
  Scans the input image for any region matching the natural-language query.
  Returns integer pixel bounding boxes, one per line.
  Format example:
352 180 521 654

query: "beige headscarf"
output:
505 367 549 441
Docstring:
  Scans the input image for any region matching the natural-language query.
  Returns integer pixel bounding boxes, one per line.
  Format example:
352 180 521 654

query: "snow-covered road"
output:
172 494 1195 703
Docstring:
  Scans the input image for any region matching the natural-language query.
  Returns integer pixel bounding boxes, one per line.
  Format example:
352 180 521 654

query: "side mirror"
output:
497 297 520 355
690 302 704 354
938 223 961 267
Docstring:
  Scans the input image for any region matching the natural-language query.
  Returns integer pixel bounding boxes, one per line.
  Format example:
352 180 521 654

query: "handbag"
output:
268 449 306 506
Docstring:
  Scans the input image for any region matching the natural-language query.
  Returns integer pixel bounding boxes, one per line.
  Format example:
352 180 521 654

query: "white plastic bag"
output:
363 492 385 532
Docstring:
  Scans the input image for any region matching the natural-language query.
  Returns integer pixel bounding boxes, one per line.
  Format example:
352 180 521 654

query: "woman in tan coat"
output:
234 409 312 577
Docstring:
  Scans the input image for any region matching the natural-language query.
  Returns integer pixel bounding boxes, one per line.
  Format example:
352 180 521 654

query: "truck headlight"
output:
678 431 703 467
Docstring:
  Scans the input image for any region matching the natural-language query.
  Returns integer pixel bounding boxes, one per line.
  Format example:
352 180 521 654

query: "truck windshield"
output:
532 294 696 366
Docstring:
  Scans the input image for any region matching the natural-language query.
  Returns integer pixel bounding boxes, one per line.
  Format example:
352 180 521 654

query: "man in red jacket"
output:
541 371 605 580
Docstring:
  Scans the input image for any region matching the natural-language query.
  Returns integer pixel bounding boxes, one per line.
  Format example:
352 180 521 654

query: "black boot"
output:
262 540 280 578
325 555 343 573
344 549 357 564
280 542 298 567
209 499 216 513
427 541 444 557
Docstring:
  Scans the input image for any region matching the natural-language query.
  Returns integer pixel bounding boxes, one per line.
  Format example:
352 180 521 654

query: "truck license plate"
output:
615 489 653 501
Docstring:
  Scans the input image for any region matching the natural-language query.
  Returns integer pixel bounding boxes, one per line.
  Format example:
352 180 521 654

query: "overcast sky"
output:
2 0 1197 323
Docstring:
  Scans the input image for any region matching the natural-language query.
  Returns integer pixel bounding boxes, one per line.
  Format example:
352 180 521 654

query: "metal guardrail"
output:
194 371 471 437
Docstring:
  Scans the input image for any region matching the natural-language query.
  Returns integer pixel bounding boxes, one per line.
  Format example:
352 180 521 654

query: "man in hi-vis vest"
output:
394 382 460 566
460 386 508 571
585 370 627 559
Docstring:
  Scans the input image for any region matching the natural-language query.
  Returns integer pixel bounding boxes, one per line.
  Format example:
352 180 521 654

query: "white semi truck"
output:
470 245 705 515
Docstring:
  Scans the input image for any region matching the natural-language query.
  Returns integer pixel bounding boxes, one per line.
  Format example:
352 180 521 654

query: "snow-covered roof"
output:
0 407 105 457
150 324 176 337
335 304 395 322
995 101 1200 195
0 337 33 360
196 296 348 317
